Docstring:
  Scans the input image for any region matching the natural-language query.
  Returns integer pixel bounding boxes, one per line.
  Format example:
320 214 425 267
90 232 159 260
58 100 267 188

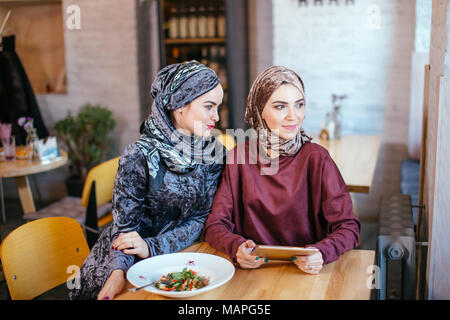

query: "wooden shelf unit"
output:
159 0 229 129
165 37 226 45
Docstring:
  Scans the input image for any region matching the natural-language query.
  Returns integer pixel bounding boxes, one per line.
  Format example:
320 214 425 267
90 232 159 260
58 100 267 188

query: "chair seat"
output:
23 196 112 225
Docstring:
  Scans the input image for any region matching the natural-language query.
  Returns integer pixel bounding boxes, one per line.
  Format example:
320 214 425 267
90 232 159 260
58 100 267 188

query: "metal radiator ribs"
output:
376 194 416 300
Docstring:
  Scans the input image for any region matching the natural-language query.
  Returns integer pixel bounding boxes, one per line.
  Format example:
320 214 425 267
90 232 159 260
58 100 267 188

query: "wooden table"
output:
116 242 375 300
0 149 68 217
314 135 381 193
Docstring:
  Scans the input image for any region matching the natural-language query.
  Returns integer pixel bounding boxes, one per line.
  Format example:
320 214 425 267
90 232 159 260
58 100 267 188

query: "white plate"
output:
127 252 235 298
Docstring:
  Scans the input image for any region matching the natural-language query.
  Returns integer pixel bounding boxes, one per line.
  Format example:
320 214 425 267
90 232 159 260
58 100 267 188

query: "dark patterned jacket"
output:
69 142 224 299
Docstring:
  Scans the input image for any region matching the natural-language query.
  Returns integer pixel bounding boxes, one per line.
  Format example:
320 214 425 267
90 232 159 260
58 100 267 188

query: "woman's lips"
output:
282 125 298 130
207 125 215 130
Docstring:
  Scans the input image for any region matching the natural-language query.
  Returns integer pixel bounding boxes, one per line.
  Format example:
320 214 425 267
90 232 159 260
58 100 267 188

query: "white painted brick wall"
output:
38 0 141 153
272 0 415 144
415 0 433 52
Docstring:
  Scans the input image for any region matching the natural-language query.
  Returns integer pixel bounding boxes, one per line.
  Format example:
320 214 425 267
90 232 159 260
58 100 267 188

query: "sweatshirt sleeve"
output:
143 161 224 256
203 151 247 261
308 152 361 265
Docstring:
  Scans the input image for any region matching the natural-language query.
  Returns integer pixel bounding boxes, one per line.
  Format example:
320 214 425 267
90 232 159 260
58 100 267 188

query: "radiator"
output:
376 194 416 300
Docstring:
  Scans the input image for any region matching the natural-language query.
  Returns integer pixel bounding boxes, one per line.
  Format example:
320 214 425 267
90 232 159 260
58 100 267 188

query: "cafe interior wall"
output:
272 0 415 144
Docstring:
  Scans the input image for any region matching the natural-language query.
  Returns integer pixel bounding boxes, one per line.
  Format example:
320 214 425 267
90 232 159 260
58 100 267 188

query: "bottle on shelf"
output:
327 112 336 140
188 5 198 39
207 5 216 38
197 6 207 38
171 47 181 64
217 5 226 38
332 105 342 139
168 7 179 39
178 4 188 39
319 112 331 140
330 94 346 139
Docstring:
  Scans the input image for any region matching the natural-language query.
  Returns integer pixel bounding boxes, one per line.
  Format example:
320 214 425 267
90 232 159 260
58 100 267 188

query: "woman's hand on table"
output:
236 240 266 269
292 247 324 274
112 232 149 259
97 269 125 300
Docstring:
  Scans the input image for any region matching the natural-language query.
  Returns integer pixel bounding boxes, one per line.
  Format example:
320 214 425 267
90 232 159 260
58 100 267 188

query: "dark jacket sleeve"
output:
143 161 224 257
309 152 361 265
203 150 247 261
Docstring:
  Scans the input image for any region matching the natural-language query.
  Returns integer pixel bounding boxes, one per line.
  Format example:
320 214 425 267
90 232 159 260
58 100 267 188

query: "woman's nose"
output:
285 106 295 120
212 109 219 122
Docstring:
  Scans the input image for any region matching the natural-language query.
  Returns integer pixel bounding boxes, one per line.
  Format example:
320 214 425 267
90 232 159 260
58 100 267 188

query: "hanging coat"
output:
0 35 49 144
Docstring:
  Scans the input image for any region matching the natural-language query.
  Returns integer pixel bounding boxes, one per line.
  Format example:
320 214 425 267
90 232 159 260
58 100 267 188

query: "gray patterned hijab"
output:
137 61 222 173
245 66 312 157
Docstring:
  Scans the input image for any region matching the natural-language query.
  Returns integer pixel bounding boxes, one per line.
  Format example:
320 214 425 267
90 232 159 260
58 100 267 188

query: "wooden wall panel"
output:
0 1 66 93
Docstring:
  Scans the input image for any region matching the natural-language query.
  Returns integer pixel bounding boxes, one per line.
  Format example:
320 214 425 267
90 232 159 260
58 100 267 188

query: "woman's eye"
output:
205 105 213 110
275 105 284 110
297 103 304 109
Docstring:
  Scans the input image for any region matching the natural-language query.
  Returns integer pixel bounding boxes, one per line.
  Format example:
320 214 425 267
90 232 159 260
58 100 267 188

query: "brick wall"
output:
38 0 141 153
272 0 415 144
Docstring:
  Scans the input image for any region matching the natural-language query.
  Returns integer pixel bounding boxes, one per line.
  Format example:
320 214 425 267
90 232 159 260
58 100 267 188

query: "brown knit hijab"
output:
244 66 312 157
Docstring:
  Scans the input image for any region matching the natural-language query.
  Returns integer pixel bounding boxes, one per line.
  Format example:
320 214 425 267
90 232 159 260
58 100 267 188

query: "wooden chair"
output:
24 157 120 248
0 217 90 300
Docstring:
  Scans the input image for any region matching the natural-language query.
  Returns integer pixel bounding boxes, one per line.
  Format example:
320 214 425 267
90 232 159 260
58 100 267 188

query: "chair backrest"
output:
81 156 120 207
0 217 90 300
217 133 236 151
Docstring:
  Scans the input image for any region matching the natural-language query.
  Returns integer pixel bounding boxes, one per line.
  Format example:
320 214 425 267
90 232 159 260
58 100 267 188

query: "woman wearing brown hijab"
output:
203 66 360 274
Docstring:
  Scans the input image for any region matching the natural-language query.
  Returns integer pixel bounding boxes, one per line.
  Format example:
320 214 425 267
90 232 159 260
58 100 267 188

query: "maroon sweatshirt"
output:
203 141 361 265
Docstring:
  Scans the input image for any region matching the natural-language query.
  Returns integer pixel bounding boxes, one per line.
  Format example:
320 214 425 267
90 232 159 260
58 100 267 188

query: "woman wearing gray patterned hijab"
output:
139 60 225 173
69 61 226 300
